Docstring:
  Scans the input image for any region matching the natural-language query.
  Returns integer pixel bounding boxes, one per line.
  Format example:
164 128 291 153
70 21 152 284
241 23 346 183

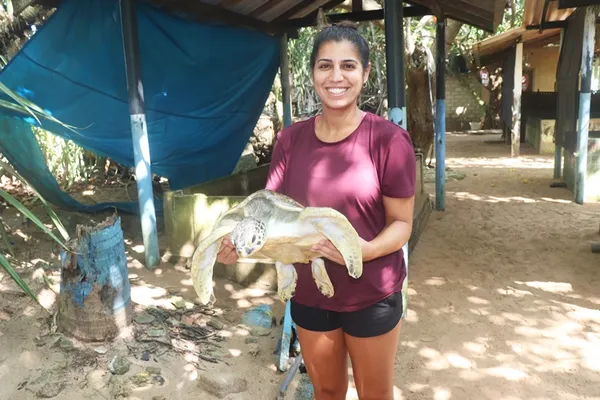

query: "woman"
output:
218 21 416 400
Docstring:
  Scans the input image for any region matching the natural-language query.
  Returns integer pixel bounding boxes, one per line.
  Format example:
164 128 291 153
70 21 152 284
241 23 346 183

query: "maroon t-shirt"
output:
265 112 416 312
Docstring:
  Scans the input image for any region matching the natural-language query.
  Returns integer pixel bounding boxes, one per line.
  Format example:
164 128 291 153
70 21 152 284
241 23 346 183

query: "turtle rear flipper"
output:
311 257 334 297
275 261 297 302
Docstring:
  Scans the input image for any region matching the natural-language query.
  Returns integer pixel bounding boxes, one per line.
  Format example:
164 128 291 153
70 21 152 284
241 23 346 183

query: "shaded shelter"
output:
4 0 508 390
2 0 506 264
473 0 600 203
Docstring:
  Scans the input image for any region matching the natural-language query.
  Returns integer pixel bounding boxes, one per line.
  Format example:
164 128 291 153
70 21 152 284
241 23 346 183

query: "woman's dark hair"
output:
309 19 370 70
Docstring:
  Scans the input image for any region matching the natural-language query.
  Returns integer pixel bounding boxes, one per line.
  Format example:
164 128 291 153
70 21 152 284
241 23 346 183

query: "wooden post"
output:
512 41 523 158
278 33 294 374
554 28 565 179
384 0 410 321
119 0 160 269
575 6 596 204
280 34 292 129
435 16 446 211
384 0 406 129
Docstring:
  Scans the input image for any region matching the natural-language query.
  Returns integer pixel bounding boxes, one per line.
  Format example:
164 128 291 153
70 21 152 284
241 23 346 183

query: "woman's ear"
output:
363 62 372 85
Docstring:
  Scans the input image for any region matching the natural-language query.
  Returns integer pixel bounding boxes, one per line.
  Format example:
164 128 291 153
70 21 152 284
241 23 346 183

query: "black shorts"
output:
290 291 403 338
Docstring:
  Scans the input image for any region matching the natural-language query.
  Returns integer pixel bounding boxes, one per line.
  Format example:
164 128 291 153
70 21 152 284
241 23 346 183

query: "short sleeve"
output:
379 129 416 198
265 130 288 192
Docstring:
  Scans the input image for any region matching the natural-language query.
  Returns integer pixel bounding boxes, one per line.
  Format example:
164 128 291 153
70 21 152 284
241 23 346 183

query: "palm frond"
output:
0 253 39 304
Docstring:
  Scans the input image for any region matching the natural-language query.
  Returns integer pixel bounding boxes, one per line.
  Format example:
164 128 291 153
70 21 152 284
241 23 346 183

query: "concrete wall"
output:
525 118 556 155
563 137 600 202
525 45 560 91
446 73 486 131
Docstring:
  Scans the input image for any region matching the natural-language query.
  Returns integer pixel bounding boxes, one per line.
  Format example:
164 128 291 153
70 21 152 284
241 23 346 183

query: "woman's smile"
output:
326 87 349 96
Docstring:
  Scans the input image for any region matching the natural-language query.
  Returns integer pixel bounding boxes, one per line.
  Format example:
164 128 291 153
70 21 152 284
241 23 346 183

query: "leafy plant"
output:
0 80 74 308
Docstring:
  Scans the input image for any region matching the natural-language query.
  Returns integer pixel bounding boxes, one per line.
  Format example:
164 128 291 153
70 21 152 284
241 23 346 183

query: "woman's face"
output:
312 40 370 112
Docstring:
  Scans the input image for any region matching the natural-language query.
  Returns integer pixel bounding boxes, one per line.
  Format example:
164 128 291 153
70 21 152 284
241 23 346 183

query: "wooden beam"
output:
288 0 345 19
272 0 321 23
219 0 246 8
119 0 160 269
286 5 431 27
575 6 598 204
221 0 269 15
248 0 288 21
449 0 495 15
422 0 444 18
511 40 523 158
144 0 285 34
352 0 363 12
554 29 565 180
525 20 568 29
558 0 600 8
385 0 406 127
435 17 447 211
439 3 494 31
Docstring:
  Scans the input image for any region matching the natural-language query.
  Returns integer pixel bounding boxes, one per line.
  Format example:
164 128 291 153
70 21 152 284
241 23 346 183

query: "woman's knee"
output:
295 326 349 400
313 381 349 400
355 386 394 400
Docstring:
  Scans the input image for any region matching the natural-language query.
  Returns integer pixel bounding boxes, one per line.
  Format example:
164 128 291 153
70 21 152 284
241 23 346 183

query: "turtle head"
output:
230 217 267 258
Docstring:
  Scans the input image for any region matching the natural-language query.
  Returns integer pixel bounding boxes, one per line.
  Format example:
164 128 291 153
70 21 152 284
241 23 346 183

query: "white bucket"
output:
469 122 482 130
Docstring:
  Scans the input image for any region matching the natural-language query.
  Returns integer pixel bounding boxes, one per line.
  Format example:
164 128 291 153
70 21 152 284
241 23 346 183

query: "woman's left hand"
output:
312 237 375 265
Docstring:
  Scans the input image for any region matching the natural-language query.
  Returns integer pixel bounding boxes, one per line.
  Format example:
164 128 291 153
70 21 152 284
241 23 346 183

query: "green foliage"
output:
453 0 525 55
288 27 320 117
33 126 96 190
0 74 73 308
286 1 524 118
0 252 38 302
288 21 390 117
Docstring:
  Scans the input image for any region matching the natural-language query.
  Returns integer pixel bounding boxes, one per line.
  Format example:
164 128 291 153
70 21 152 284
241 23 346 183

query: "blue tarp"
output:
0 0 280 214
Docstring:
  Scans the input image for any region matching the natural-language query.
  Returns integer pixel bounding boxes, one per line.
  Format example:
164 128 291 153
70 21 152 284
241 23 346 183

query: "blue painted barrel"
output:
57 216 132 341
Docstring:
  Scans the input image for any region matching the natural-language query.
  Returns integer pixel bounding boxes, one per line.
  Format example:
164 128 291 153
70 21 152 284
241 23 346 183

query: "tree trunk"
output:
406 42 435 155
444 19 463 55
404 19 462 157
482 68 504 130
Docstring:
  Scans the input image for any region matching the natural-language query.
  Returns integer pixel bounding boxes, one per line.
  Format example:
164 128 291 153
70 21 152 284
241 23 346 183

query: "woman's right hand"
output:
216 236 239 265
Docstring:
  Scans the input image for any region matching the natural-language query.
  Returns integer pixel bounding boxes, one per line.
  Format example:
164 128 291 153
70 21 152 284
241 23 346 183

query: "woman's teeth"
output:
327 88 348 95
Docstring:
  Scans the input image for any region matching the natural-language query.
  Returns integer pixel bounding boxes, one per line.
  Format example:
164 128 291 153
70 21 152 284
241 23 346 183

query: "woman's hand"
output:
311 237 375 265
216 236 239 265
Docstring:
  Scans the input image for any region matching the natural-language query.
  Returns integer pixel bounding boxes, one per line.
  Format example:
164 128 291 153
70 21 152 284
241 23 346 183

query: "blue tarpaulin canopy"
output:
0 0 280 214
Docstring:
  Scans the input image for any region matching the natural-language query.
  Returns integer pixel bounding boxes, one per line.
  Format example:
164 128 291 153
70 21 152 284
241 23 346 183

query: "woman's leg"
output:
296 326 349 400
344 321 401 400
341 291 404 400
291 300 348 400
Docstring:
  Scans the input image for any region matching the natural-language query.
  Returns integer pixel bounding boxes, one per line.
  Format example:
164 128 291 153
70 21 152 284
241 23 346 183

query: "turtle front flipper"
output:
275 261 297 302
311 257 334 298
190 219 239 305
300 207 363 280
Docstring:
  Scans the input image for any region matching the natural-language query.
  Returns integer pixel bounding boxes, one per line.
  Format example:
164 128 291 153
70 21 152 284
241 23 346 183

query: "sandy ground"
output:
1 132 599 400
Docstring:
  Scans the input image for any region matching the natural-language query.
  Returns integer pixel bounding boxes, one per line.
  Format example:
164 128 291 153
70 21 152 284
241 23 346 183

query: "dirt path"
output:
393 133 600 400
0 132 599 400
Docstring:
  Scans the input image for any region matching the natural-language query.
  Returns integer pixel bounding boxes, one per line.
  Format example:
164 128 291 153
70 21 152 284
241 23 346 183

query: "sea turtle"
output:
190 189 363 304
